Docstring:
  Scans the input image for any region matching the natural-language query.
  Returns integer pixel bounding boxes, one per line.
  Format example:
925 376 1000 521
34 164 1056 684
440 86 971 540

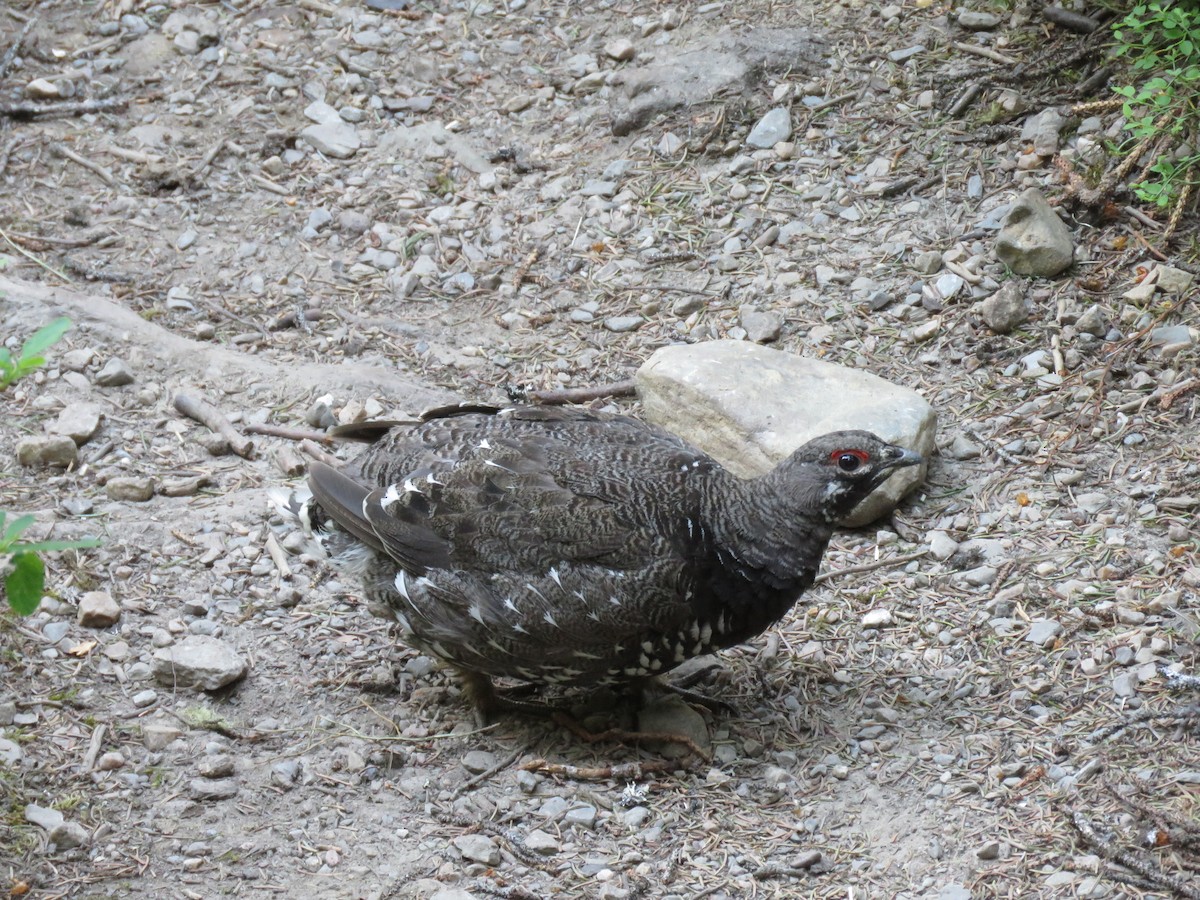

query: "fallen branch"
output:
244 423 334 444
517 379 636 406
173 393 255 459
0 17 36 80
1070 808 1200 899
519 757 679 780
0 97 128 119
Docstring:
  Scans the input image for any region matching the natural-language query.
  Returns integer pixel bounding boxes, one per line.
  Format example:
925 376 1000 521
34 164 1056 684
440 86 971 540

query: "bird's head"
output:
772 430 923 521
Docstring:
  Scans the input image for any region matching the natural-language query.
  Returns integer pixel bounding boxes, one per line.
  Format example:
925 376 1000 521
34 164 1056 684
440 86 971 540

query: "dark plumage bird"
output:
298 404 922 715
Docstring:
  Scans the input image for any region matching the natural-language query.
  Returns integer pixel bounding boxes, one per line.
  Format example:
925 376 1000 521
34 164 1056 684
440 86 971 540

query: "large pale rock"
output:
995 188 1074 276
152 636 248 691
636 341 933 526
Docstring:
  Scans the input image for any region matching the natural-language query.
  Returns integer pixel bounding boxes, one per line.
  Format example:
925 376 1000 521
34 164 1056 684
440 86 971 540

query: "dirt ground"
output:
2 0 1199 898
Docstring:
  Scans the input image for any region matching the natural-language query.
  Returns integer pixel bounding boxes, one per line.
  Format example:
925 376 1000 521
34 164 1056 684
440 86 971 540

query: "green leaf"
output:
20 317 71 359
12 537 101 554
2 514 35 544
5 552 45 615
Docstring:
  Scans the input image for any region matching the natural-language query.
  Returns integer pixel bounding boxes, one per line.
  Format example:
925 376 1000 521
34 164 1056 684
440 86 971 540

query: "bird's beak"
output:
882 444 924 472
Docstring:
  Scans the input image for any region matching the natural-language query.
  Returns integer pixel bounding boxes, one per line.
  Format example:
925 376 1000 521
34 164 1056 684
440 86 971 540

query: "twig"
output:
0 97 128 119
947 82 984 118
50 143 115 185
952 41 1017 66
173 393 256 459
815 549 928 584
1070 808 1200 899
519 757 680 780
264 533 292 580
451 745 527 798
518 379 636 406
1043 5 1099 34
191 138 228 176
244 423 334 444
300 438 341 466
0 16 35 80
82 723 106 771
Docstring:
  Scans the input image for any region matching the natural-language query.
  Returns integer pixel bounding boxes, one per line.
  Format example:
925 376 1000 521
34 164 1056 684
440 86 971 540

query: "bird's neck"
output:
693 473 836 645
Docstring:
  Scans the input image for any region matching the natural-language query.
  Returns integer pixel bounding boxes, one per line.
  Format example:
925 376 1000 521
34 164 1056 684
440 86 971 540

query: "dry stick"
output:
815 549 928 584
952 41 1017 66
300 438 340 466
244 423 334 443
81 722 106 771
451 745 527 798
520 757 679 780
50 143 115 185
0 16 35 79
264 533 292 580
1043 5 1099 33
524 379 636 405
1070 809 1200 900
173 394 256 459
0 97 128 119
948 82 984 118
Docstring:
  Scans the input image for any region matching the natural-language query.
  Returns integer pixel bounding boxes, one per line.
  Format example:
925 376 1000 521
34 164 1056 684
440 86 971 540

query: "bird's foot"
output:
551 710 711 763
459 670 566 727
658 663 735 715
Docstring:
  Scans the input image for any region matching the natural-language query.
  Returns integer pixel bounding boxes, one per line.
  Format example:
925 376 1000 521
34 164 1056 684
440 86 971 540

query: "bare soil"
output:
2 1 1199 898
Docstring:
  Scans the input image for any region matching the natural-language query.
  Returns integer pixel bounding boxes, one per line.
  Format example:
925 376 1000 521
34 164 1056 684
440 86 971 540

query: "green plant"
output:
1 512 100 615
1110 1 1200 215
0 316 72 389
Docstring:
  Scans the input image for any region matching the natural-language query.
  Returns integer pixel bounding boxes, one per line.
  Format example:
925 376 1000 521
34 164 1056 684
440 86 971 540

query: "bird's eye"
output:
832 449 870 472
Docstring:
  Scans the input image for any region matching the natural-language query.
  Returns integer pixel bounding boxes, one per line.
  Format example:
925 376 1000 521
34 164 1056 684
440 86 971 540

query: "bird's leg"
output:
456 669 566 726
658 664 735 715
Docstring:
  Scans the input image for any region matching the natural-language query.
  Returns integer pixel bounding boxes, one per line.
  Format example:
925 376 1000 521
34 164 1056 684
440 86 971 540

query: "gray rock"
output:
461 750 497 774
580 180 618 197
132 689 158 708
0 738 22 765
189 777 240 800
301 121 361 159
1022 108 1066 157
938 885 972 900
605 38 636 61
947 433 982 460
1076 304 1107 337
25 803 64 831
198 755 235 778
637 696 711 759
912 250 942 274
976 839 1001 859
60 348 96 371
337 210 371 234
1025 619 1062 647
738 305 783 343
49 404 103 445
564 805 598 828
1112 671 1138 697
980 281 1030 334
524 828 561 854
928 531 959 560
888 45 924 62
453 833 500 866
106 476 155 502
1155 264 1194 295
16 435 78 468
636 341 934 525
935 272 965 299
747 107 792 149
958 10 1001 29
95 357 134 386
50 821 90 849
995 189 1074 276
604 316 644 333
77 590 120 628
609 29 825 137
272 759 301 789
152 635 249 690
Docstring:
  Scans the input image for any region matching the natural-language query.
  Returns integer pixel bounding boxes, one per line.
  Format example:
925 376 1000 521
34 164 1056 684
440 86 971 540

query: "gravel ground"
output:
2 1 1199 898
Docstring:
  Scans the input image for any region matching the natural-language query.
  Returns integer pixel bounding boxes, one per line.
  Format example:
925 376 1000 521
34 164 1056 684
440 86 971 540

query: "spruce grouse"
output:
298 404 922 714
